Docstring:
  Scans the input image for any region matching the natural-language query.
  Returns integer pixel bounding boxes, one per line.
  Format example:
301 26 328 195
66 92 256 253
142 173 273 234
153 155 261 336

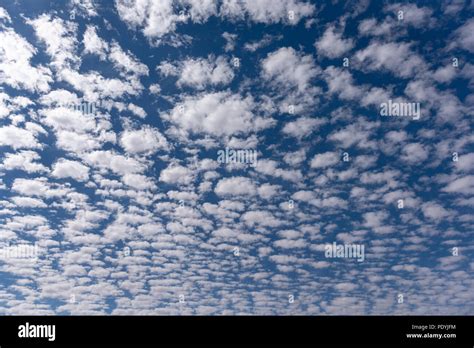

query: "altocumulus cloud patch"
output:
0 0 473 315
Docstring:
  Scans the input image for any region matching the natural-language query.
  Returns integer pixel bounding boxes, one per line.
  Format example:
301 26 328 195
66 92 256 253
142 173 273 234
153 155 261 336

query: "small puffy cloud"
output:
433 65 457 83
158 55 234 89
400 143 429 164
274 238 305 249
323 66 365 100
11 178 52 197
84 150 145 175
149 83 161 95
39 89 79 107
56 130 101 153
109 41 149 77
186 0 218 22
355 41 425 78
258 183 280 200
222 31 237 51
329 121 375 149
165 91 272 136
115 0 179 40
315 25 354 58
282 117 325 139
27 14 78 69
310 151 339 168
11 196 47 208
385 3 434 28
120 127 169 154
52 159 90 181
292 190 316 202
283 149 306 166
0 6 11 23
40 105 96 133
363 211 388 228
60 69 143 100
157 61 178 76
0 28 52 92
0 126 40 149
421 202 450 221
214 176 257 196
159 164 194 185
241 210 282 227
2 150 48 173
442 175 474 195
123 173 155 190
244 34 281 52
452 18 474 53
221 0 315 25
117 0 314 41
262 47 319 92
83 25 109 60
127 103 146 118
71 0 98 17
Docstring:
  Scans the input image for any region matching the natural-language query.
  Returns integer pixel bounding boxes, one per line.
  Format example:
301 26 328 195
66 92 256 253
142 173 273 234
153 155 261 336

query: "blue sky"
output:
0 0 473 315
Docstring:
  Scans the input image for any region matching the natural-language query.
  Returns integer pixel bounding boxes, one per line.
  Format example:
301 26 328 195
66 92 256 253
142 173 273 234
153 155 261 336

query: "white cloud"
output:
315 25 354 58
56 130 101 153
149 83 161 95
165 91 272 136
244 34 281 52
442 175 474 195
282 117 325 139
83 25 109 60
84 150 145 175
329 121 375 148
452 18 474 53
2 151 48 173
158 56 234 89
109 41 149 77
115 0 180 40
355 41 425 78
400 143 429 164
310 151 339 168
421 202 450 221
241 210 282 227
11 178 69 198
0 29 52 92
0 126 40 149
122 173 154 190
156 61 178 76
60 69 143 100
27 14 78 69
363 211 388 228
384 3 434 28
52 159 90 181
120 127 169 154
185 0 218 22
40 106 96 133
283 149 306 166
215 176 257 196
258 183 280 200
115 0 314 41
0 6 11 23
127 103 147 118
323 66 365 100
71 0 99 17
11 196 47 208
39 89 79 106
222 31 237 51
221 0 314 25
11 178 47 196
159 164 194 185
262 47 319 92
